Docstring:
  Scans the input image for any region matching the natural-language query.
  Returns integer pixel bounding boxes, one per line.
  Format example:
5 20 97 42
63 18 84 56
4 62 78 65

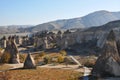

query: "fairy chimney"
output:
23 53 36 69
1 36 7 48
4 36 20 63
91 30 120 77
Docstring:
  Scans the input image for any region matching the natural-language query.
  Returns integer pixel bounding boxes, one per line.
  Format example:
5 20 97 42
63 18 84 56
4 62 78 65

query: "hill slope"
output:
85 20 120 32
27 10 120 32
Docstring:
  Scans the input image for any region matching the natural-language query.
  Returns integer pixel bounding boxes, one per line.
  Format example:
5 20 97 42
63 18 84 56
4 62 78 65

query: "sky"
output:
0 0 120 26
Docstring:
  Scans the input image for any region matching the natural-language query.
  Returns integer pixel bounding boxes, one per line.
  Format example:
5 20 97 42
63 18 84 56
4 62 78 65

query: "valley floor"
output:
0 64 85 80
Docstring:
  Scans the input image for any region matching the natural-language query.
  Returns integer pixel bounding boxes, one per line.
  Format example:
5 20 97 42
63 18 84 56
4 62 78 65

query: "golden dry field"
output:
0 67 83 80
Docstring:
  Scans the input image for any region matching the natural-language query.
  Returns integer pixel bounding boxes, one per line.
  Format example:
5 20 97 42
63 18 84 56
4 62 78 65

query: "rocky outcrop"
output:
23 53 36 69
0 36 7 48
117 40 120 56
3 36 20 63
91 30 120 77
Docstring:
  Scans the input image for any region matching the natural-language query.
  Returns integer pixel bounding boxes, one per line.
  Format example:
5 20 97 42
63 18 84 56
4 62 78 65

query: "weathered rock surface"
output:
91 30 120 77
3 36 20 63
23 53 36 69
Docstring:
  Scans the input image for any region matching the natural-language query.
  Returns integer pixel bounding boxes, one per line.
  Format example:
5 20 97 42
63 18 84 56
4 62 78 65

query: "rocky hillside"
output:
85 20 120 32
26 10 120 32
0 10 120 33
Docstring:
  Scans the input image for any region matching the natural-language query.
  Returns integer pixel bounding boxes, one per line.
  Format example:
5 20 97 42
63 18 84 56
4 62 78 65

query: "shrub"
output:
1 52 11 63
57 55 64 63
19 54 26 63
0 48 3 51
43 56 51 64
39 52 46 57
80 56 97 67
34 52 46 63
82 59 95 67
59 50 67 56
0 48 3 57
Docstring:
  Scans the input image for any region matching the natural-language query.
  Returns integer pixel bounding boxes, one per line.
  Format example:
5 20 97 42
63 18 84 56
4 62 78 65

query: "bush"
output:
34 52 46 63
0 48 3 56
39 52 46 57
57 55 64 63
59 50 67 56
19 54 26 63
84 61 95 67
43 56 51 64
0 48 3 51
82 59 95 67
1 52 11 63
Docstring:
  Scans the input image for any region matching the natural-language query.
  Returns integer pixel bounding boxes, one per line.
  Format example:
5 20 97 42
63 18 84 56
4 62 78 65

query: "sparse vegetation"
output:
0 48 3 51
33 52 46 64
80 55 97 67
1 52 11 63
57 55 64 63
59 50 67 56
19 54 26 63
0 64 12 71
0 67 82 80
39 51 46 57
83 59 95 67
0 48 4 57
43 56 51 64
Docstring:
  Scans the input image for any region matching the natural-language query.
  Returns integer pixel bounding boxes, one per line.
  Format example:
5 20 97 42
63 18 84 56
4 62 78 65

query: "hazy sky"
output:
0 0 120 26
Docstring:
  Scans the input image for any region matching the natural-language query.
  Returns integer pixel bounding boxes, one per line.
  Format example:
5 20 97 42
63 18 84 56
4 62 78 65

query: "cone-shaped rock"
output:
24 53 36 69
91 30 120 77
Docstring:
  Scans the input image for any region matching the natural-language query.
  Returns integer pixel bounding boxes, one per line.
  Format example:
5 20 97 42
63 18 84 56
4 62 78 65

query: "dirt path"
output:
1 63 91 75
5 63 23 69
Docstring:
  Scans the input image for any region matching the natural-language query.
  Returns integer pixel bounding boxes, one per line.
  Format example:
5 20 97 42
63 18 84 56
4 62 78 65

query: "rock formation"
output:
43 37 49 49
117 40 120 56
21 36 29 47
23 53 36 69
3 36 20 63
0 36 7 48
91 30 120 77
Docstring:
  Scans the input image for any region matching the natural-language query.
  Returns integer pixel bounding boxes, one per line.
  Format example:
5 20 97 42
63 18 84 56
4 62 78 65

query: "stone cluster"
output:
33 30 108 51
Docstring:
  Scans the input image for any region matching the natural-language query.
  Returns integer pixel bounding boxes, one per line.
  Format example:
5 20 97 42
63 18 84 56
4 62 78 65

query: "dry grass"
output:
79 55 97 67
33 52 63 64
19 54 27 63
0 67 82 80
0 48 4 57
0 64 12 71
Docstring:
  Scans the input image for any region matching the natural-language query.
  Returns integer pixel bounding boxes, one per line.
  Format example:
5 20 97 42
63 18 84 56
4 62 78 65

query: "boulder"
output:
23 53 36 69
91 30 120 77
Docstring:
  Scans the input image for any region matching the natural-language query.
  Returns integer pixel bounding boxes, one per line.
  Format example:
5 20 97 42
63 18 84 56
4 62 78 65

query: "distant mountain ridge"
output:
85 20 120 32
26 10 120 32
0 10 120 33
0 25 33 34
